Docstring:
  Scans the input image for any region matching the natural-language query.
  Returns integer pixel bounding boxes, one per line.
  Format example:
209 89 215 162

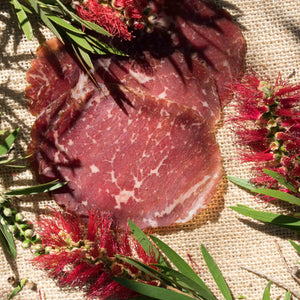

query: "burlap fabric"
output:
0 0 299 299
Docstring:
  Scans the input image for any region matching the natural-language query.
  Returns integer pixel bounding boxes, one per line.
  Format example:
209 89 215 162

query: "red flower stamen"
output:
229 71 300 191
32 209 160 299
76 0 151 40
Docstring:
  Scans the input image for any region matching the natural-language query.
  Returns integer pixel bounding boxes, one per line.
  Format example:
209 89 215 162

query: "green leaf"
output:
86 35 127 56
289 240 300 255
27 0 63 41
53 0 111 36
4 180 67 196
262 281 272 300
201 245 233 300
283 291 292 300
0 128 19 156
157 265 217 300
47 15 85 34
150 235 212 295
9 0 33 40
66 31 95 53
262 169 297 193
228 176 300 205
114 278 196 300
250 188 300 206
116 255 162 281
8 278 27 299
81 19 112 36
284 290 291 300
230 205 300 232
0 223 16 258
128 220 166 266
77 47 94 69
228 176 256 191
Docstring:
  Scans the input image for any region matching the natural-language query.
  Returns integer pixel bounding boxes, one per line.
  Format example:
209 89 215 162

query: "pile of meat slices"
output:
26 0 245 229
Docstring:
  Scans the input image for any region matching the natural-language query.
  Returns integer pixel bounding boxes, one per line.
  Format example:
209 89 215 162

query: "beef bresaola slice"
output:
26 39 83 116
154 0 246 105
29 85 222 229
26 41 222 229
95 51 221 127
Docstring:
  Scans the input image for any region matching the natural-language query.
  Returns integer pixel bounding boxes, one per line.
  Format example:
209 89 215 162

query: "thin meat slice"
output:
27 40 222 228
26 39 83 116
95 51 221 127
154 0 246 105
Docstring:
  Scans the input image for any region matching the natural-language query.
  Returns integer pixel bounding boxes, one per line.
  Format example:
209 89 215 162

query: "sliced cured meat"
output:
26 39 83 116
95 51 221 127
26 40 222 229
154 0 246 105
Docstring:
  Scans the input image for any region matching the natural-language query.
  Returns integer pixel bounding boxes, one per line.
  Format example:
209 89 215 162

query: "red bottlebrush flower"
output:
32 209 160 299
229 71 300 191
76 0 151 40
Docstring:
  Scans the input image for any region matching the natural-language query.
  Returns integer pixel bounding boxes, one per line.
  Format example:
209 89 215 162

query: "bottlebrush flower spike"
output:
230 71 300 191
32 209 159 299
76 0 151 40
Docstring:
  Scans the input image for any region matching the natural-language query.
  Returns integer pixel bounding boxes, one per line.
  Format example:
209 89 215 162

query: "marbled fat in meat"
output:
155 0 246 105
95 51 221 127
26 40 222 228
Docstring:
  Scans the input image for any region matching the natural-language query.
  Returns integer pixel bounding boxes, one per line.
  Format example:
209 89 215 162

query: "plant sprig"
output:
8 0 126 82
116 221 233 300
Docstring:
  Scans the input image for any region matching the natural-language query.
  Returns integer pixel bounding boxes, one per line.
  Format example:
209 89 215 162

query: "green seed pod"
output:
32 234 41 244
44 246 52 254
24 229 33 238
3 207 12 217
22 239 31 248
0 218 7 226
19 223 28 230
8 225 17 234
34 244 43 253
15 212 24 222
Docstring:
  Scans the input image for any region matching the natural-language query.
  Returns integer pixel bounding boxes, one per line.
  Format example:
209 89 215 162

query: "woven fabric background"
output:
0 0 299 299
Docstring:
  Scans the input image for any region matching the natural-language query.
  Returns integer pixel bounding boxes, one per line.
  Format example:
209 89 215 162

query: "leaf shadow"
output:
236 217 299 241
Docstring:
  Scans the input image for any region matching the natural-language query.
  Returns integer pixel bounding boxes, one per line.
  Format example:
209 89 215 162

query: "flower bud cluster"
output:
75 0 155 40
230 72 300 191
33 209 159 299
0 196 40 248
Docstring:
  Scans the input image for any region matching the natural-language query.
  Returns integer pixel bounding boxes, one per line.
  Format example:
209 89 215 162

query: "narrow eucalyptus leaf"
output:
157 265 217 300
53 0 111 36
230 205 300 232
227 176 256 191
27 0 63 41
150 234 210 292
0 128 19 157
78 47 94 69
10 0 33 40
8 278 27 299
262 281 272 300
114 278 195 300
250 188 300 205
228 176 300 205
289 240 300 255
71 43 99 87
116 255 161 281
128 220 166 265
201 245 233 300
47 15 84 34
66 31 95 52
262 169 297 193
81 19 112 36
0 223 16 258
87 35 127 56
284 290 291 300
4 180 67 196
